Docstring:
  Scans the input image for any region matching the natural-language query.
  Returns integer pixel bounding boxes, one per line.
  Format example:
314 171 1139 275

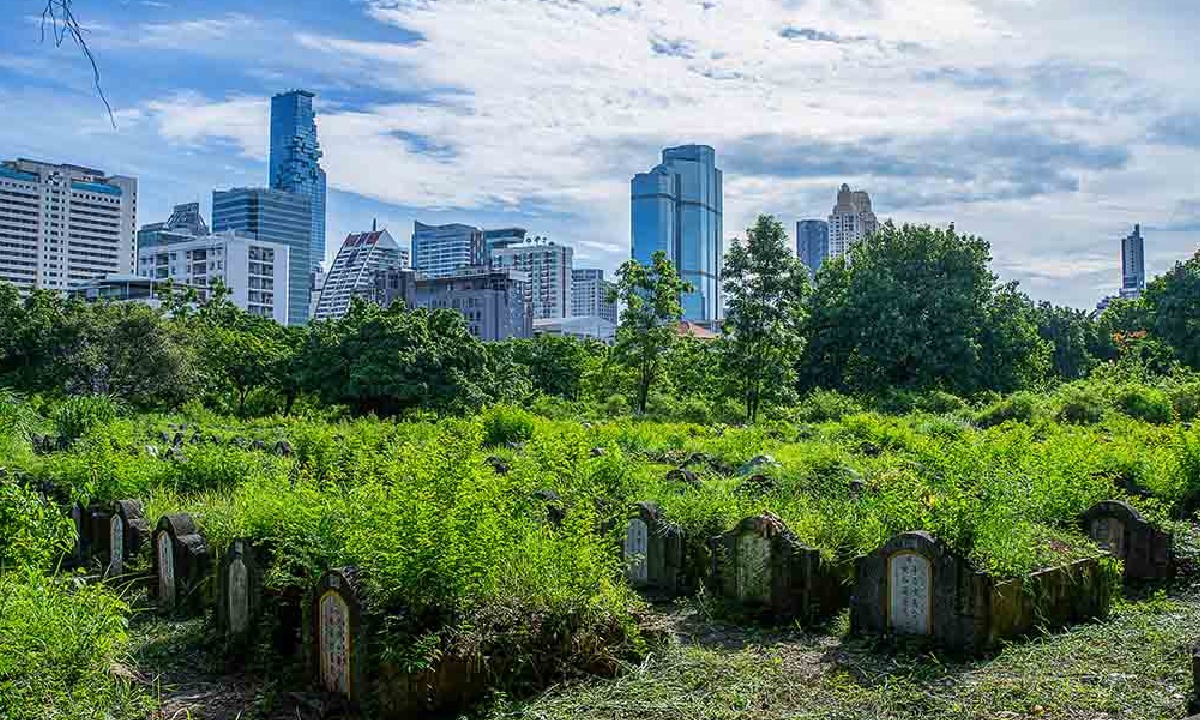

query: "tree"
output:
719 215 809 422
977 284 1050 392
299 298 493 416
1036 302 1100 380
1142 250 1200 370
800 222 1044 396
503 334 603 400
610 252 691 415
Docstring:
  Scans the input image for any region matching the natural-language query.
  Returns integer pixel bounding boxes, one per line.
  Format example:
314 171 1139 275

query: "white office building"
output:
828 183 878 260
491 239 573 320
0 158 137 293
137 230 290 324
571 268 617 324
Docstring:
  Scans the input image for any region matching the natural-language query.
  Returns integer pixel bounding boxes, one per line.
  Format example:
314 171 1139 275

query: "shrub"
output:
0 570 147 720
914 390 969 415
677 397 714 425
1169 381 1200 422
1055 385 1106 424
1114 385 1174 424
0 483 74 570
481 405 536 447
794 390 863 423
603 394 629 416
975 391 1041 428
52 395 122 444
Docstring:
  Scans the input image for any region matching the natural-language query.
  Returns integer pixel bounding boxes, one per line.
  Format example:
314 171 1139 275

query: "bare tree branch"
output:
41 0 116 128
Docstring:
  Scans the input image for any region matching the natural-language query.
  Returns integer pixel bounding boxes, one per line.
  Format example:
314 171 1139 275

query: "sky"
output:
2 0 1198 309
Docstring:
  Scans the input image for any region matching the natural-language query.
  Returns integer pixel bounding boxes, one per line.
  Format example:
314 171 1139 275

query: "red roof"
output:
677 321 719 339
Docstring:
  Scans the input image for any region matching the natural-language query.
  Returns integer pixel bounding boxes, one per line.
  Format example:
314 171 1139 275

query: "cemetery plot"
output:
152 513 211 613
1081 500 1174 580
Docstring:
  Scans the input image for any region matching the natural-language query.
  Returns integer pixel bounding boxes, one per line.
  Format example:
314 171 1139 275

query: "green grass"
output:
497 590 1200 720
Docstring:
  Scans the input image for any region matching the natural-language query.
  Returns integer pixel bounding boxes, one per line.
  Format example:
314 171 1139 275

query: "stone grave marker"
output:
312 567 364 702
109 500 150 575
622 502 686 599
172 432 185 447
159 431 171 444
251 439 266 451
533 489 566 526
152 514 211 613
590 446 607 458
712 513 841 621
485 456 509 475
852 532 988 647
87 505 115 571
1081 500 1173 580
737 455 779 476
274 440 292 457
217 538 264 639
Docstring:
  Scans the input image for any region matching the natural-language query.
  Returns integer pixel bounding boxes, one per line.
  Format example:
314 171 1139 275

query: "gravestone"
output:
1081 500 1173 580
109 500 150 575
217 538 264 640
274 440 293 457
144 445 159 458
88 505 115 571
590 446 607 458
152 514 211 613
172 432 184 447
622 502 686 600
485 456 509 475
712 513 841 621
312 567 365 702
737 455 779 476
852 532 988 647
533 489 565 526
665 468 700 487
251 439 266 451
159 431 171 444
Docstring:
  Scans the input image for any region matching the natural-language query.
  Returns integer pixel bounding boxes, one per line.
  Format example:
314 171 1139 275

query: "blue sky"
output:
2 0 1198 308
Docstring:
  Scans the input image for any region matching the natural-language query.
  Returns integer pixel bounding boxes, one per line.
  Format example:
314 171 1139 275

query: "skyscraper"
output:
631 144 723 326
828 183 878 260
1121 224 1146 299
411 221 485 278
796 220 830 276
314 229 408 321
491 239 574 320
0 158 137 293
137 202 209 252
212 187 312 325
270 90 326 270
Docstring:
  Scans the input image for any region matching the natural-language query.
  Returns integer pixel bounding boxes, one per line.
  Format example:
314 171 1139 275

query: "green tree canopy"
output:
611 251 691 414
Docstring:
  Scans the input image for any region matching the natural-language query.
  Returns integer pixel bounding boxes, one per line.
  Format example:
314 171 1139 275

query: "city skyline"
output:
1 1 1198 308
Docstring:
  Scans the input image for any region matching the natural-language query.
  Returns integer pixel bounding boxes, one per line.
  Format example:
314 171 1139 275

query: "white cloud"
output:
131 0 1200 307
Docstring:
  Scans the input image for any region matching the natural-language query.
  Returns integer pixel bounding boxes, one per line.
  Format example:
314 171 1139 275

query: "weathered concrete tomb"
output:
711 513 843 622
623 502 688 600
851 531 1111 650
152 514 211 613
217 538 264 640
1081 500 1173 581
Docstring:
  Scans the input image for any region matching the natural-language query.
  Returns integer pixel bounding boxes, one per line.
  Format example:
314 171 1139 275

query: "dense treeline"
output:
0 216 1197 420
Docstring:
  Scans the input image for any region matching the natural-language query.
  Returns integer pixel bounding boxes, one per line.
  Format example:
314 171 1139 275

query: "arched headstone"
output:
274 440 292 457
111 500 150 575
1081 500 1173 580
312 568 364 702
887 551 932 635
623 504 689 600
217 538 264 640
712 513 841 621
152 514 211 613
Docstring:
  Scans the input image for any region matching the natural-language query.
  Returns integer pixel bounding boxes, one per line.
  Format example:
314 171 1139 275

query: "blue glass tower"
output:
212 187 312 326
270 90 326 271
796 219 830 277
631 145 723 325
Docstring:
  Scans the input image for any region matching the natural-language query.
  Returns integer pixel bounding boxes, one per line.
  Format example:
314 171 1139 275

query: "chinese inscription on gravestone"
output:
228 542 250 635
319 588 351 695
888 551 931 635
156 531 175 606
735 534 772 603
1090 516 1126 559
108 515 124 575
624 518 649 583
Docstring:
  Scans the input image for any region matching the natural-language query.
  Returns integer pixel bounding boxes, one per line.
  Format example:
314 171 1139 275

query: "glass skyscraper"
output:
270 90 326 271
1120 224 1146 300
796 219 830 277
212 187 312 326
411 221 485 278
631 144 723 325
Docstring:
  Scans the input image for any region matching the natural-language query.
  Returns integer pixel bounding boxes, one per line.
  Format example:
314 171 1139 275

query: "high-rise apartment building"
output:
631 144 723 326
411 221 485 279
796 219 830 275
571 268 617 324
137 229 290 324
828 183 878 259
372 266 533 341
270 90 326 271
212 187 312 325
314 229 409 321
490 239 573 320
0 158 137 292
1121 224 1146 300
